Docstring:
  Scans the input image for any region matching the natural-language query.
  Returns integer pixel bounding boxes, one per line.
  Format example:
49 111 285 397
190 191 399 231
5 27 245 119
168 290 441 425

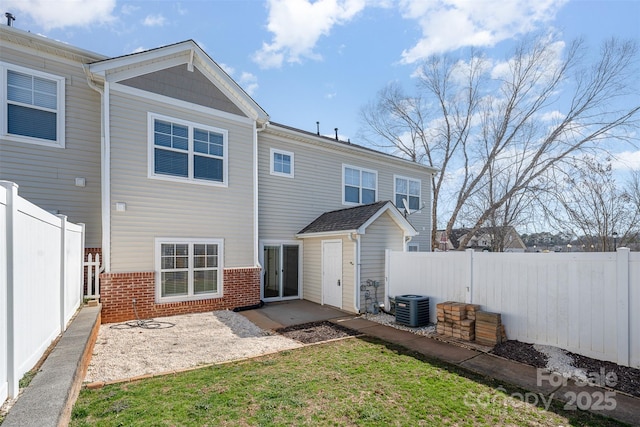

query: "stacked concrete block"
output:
475 311 507 346
436 301 481 341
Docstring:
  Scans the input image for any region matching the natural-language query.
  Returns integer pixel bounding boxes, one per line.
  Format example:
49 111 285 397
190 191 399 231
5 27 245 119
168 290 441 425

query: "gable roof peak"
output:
87 39 268 123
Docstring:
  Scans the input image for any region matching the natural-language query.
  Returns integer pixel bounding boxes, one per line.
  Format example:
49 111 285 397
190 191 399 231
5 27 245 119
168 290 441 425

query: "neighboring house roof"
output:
446 226 526 250
297 201 417 238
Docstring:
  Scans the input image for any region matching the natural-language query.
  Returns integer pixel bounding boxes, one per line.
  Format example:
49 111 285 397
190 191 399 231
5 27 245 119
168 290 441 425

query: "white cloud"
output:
142 14 166 27
175 3 188 16
490 38 565 80
3 0 116 30
398 0 568 64
253 0 366 69
217 65 258 96
121 4 140 15
218 63 235 76
612 151 640 171
131 46 147 54
538 110 564 122
239 72 259 96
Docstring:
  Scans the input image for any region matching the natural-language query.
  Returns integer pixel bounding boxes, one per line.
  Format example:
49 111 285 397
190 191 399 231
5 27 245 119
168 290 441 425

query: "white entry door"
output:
322 240 343 309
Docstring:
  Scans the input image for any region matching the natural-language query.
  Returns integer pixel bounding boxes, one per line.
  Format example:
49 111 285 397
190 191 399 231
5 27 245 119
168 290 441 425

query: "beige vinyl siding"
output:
302 237 322 304
258 129 432 251
301 235 356 313
108 88 255 272
360 212 405 311
0 44 102 247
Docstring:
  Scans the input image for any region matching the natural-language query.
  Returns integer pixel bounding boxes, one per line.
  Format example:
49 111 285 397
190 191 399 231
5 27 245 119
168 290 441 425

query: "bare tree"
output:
360 35 639 250
543 158 639 251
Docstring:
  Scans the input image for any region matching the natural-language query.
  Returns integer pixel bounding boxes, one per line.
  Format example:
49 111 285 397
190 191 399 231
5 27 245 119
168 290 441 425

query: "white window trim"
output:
270 148 294 178
1 62 66 148
407 243 420 252
342 164 378 206
154 237 224 303
147 112 229 187
394 175 422 211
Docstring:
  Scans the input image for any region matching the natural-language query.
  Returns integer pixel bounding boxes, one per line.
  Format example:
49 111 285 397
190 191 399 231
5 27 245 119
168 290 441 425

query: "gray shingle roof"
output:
298 201 392 234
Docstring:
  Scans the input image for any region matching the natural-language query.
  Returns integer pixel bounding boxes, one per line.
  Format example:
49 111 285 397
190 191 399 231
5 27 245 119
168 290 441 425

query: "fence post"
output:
616 247 630 366
384 249 391 311
78 223 85 303
465 249 475 303
57 215 67 332
1 181 18 398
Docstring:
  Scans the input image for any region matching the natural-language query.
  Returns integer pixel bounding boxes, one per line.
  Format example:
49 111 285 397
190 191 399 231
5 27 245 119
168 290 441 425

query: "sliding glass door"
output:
262 243 300 301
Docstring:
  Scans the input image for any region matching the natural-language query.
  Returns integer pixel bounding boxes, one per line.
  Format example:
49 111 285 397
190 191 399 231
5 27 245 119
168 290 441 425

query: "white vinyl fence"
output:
385 248 640 368
84 253 101 299
0 181 84 404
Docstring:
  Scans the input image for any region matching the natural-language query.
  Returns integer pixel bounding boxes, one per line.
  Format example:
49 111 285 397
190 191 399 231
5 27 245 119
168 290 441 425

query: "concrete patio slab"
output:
238 308 284 331
247 300 351 328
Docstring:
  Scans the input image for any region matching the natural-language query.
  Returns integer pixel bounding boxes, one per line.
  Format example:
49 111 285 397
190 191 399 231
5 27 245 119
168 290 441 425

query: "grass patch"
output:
71 337 627 426
19 370 38 389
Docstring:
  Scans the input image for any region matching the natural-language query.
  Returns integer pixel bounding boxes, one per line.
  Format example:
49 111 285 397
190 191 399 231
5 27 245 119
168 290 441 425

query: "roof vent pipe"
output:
334 128 338 140
5 12 15 26
316 121 320 135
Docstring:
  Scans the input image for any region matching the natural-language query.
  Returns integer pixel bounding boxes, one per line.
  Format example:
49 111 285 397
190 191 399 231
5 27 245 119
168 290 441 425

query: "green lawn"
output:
71 337 626 426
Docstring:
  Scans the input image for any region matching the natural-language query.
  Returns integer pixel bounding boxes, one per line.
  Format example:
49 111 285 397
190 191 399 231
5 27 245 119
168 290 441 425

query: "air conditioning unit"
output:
395 295 430 327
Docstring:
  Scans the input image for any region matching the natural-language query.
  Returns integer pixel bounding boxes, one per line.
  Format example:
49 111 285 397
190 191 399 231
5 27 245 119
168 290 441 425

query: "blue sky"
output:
5 0 640 166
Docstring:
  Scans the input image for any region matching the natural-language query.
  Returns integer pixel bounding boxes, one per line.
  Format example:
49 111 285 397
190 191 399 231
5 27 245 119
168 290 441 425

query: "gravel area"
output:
492 341 640 398
365 312 436 336
85 310 302 383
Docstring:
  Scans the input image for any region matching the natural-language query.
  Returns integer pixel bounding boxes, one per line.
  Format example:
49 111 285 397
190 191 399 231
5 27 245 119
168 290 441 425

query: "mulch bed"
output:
492 341 640 398
276 321 360 344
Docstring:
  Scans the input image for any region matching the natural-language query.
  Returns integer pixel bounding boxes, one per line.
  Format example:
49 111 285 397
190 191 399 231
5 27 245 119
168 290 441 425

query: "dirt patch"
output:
277 321 360 344
492 340 640 398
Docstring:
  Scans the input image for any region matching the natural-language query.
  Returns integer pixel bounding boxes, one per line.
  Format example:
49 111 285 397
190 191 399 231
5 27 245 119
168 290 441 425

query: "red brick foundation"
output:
99 267 261 324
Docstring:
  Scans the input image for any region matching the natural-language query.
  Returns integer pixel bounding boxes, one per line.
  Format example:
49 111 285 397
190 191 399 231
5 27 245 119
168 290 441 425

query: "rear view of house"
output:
1 24 437 322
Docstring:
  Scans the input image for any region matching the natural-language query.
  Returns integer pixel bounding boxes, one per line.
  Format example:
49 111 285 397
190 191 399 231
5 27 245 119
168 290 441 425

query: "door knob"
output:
337 279 341 286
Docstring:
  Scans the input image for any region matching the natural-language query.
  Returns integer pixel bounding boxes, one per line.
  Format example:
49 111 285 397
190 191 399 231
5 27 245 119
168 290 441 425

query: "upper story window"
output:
155 238 223 303
395 176 421 211
148 113 227 186
270 148 294 178
343 165 377 205
2 63 65 148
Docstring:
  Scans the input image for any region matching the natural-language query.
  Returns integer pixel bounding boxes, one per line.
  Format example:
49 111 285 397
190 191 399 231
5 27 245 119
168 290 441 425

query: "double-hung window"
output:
2 63 65 147
395 176 421 211
270 148 294 177
155 238 223 302
149 113 227 185
343 165 377 205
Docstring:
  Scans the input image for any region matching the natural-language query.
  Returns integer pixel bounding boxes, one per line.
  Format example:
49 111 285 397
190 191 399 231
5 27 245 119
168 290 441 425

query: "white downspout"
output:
83 66 110 272
102 82 111 272
254 121 268 268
